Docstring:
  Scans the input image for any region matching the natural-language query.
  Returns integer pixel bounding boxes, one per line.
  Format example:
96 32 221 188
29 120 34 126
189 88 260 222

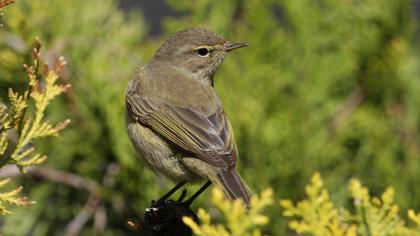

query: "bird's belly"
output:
126 121 200 182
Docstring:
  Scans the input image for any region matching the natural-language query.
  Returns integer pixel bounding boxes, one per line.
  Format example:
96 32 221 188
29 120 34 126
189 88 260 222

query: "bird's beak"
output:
224 42 248 52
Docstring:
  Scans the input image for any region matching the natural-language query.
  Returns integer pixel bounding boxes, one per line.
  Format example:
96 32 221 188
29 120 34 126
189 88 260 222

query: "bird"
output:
125 28 251 205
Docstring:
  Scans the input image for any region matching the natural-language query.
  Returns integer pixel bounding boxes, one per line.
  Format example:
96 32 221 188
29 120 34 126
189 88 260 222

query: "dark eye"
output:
197 47 209 57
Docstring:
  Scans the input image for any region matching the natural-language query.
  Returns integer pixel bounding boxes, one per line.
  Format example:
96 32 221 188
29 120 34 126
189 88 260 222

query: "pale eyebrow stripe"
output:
192 45 223 51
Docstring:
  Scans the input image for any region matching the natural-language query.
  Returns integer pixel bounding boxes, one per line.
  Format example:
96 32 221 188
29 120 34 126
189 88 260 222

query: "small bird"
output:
125 28 251 205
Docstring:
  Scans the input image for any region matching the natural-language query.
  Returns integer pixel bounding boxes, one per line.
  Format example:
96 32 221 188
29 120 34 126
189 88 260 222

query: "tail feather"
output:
215 169 251 206
180 157 251 205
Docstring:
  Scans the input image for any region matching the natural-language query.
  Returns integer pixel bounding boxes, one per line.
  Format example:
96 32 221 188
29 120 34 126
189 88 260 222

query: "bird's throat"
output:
170 64 214 87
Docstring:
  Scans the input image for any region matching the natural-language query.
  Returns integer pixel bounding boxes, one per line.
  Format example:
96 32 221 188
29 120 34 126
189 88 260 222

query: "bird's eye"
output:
197 47 209 57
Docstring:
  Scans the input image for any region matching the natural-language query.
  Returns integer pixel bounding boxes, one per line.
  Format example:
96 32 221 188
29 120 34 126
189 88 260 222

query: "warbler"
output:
125 28 251 205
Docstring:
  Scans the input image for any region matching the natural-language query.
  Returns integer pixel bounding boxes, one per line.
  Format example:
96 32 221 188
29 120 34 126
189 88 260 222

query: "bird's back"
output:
129 63 222 117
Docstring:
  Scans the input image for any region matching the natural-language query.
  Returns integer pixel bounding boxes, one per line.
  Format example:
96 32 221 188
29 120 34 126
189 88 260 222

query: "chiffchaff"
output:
126 28 251 205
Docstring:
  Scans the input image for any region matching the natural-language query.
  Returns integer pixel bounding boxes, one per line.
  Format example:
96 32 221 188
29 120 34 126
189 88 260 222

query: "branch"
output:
328 86 364 134
0 165 101 194
64 194 101 236
0 164 117 233
64 163 118 235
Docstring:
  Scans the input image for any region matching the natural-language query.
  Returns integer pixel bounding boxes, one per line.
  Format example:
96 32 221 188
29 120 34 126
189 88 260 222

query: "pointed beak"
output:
224 42 248 52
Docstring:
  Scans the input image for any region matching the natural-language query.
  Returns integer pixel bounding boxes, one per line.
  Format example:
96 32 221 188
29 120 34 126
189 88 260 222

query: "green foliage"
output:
0 179 33 215
183 173 420 236
0 39 70 171
163 0 420 233
0 0 153 234
280 173 357 236
281 173 420 236
1 0 420 234
183 188 273 236
0 37 69 215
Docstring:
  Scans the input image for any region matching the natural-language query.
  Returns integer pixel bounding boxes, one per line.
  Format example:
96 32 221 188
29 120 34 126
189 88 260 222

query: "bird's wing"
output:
126 91 237 169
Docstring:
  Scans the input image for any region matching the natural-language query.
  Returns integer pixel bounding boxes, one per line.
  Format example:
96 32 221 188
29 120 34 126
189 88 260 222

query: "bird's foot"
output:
149 188 188 208
131 182 211 234
143 189 198 232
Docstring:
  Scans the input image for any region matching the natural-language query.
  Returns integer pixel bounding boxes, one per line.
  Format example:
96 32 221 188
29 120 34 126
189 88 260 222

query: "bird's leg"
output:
176 189 188 202
184 181 212 206
143 181 210 232
156 181 187 203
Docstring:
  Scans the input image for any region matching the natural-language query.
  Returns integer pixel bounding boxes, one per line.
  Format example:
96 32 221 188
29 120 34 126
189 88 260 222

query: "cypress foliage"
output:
1 0 420 235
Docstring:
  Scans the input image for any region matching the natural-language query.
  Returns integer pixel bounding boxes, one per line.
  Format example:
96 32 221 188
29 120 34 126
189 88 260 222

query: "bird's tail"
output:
211 169 252 206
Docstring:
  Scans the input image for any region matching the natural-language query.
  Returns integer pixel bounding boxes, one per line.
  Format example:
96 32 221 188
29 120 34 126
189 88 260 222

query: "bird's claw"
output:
151 189 188 207
145 207 159 213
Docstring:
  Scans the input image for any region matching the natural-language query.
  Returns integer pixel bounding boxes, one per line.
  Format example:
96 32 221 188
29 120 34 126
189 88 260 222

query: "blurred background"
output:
1 0 420 235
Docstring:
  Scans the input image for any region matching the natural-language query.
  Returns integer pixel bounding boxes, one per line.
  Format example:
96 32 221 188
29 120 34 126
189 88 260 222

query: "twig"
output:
0 164 122 234
93 205 107 235
0 164 120 234
64 194 101 236
328 86 364 134
0 165 101 193
63 163 119 235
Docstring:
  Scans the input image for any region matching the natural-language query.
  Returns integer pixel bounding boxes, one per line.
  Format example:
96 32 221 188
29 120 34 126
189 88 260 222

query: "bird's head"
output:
151 28 247 85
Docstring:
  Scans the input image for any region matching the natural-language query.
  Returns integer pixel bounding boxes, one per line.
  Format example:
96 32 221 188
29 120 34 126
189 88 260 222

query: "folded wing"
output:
126 91 237 169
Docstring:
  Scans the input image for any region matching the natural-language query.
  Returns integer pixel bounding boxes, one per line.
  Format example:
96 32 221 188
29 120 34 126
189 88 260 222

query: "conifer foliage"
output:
1 0 420 235
0 36 70 214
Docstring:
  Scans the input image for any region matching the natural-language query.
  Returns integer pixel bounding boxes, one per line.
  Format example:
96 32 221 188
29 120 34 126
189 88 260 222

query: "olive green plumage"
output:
125 28 251 205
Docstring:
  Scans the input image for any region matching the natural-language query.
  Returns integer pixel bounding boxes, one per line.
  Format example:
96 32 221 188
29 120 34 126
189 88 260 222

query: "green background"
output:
1 0 420 235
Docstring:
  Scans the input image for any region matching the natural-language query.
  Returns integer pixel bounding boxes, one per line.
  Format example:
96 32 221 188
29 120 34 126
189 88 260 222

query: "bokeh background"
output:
1 0 420 235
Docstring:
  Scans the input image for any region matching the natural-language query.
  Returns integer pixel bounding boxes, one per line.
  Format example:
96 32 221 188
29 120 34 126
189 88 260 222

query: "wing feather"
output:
126 92 237 169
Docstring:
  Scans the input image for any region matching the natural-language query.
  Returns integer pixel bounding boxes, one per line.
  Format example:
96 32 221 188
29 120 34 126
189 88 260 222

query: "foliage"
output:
281 173 420 236
0 36 69 215
0 0 151 234
280 173 357 236
0 179 33 215
1 0 420 235
163 0 420 233
181 173 420 236
0 0 13 24
0 38 70 171
183 188 273 236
